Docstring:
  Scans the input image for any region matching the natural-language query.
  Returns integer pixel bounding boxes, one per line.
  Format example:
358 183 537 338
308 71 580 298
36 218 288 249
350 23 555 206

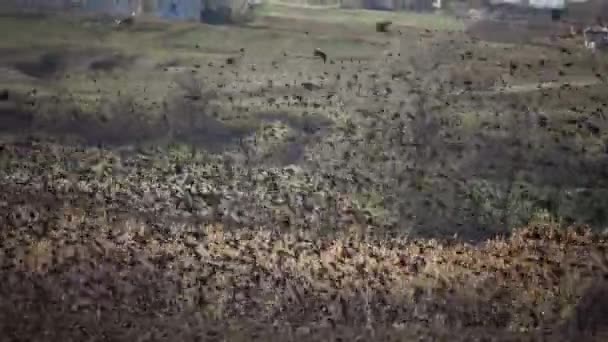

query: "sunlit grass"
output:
257 2 465 31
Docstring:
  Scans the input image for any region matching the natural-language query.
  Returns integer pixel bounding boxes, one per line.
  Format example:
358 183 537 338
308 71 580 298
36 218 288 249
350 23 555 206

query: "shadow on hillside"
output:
0 89 332 167
398 103 608 240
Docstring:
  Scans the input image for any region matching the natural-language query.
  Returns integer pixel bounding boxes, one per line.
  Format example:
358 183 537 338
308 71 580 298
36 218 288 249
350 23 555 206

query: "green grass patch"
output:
257 3 464 31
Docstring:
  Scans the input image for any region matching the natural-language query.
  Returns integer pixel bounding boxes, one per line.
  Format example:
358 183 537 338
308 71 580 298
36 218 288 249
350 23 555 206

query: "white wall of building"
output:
529 0 566 9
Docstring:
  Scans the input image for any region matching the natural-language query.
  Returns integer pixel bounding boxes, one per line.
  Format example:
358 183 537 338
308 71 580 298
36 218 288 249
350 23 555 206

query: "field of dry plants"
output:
0 4 608 340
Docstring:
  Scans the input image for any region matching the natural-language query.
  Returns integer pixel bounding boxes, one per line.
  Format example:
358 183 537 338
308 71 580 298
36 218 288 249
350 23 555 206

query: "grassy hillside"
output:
0 5 608 340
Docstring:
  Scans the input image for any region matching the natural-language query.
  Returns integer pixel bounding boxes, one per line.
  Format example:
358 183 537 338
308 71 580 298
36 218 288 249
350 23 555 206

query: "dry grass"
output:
1 200 607 341
1 6 608 341
257 2 464 31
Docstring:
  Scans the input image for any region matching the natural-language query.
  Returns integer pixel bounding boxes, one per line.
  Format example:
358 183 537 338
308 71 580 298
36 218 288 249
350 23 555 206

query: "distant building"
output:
341 0 437 11
83 0 143 16
485 0 608 21
10 0 78 10
155 0 202 20
486 0 605 11
488 0 566 10
3 0 260 22
4 0 144 15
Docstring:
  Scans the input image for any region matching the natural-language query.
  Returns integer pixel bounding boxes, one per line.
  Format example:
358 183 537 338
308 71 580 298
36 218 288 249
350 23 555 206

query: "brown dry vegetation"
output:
1 205 607 340
1 4 608 341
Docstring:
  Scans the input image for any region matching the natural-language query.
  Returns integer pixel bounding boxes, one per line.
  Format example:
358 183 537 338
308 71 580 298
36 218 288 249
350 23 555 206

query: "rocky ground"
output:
1 5 608 341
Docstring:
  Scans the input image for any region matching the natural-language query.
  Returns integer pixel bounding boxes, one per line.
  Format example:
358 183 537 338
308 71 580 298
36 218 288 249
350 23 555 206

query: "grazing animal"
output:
557 23 581 39
314 48 327 63
570 24 581 37
115 11 136 27
376 20 392 33
583 26 608 52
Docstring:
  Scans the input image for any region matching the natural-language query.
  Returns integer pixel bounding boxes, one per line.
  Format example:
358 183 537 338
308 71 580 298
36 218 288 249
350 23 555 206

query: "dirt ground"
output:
1 4 608 341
